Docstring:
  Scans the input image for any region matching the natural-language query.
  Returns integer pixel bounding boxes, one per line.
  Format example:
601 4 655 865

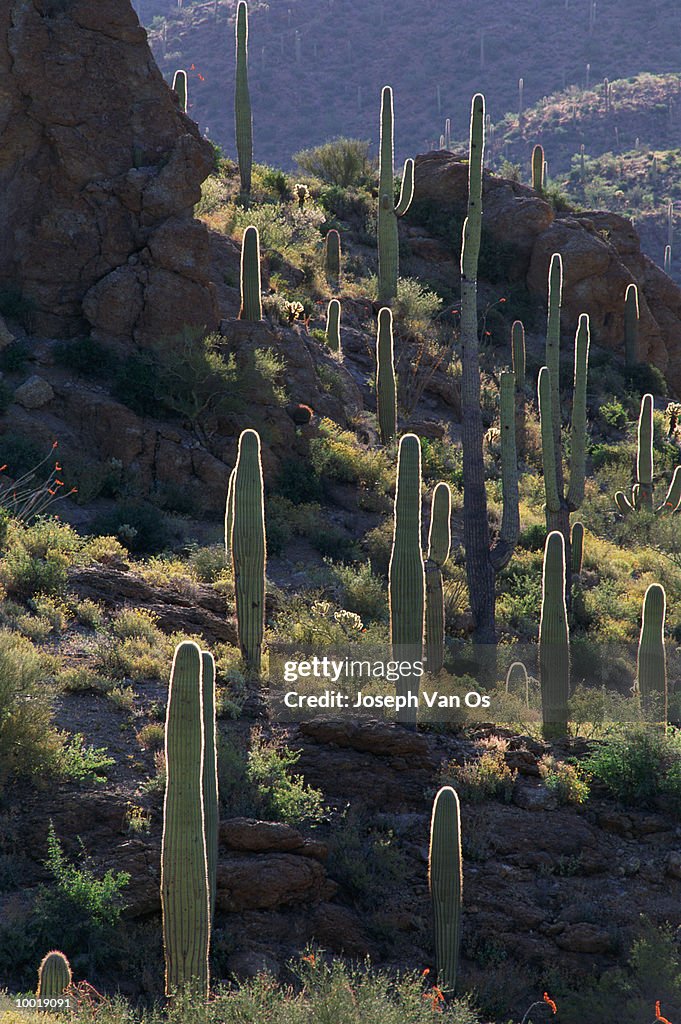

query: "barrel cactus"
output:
37 951 72 1002
232 428 266 674
376 306 397 444
637 583 667 722
539 531 570 739
425 482 451 675
161 641 210 999
239 225 262 322
235 1 253 196
325 229 341 292
428 786 462 994
377 85 414 303
389 433 425 723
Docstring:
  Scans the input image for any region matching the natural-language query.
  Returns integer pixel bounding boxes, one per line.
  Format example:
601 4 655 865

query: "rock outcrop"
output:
413 151 681 394
0 0 217 344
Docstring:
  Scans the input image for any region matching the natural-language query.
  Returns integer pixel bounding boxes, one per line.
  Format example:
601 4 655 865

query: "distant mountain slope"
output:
131 0 681 169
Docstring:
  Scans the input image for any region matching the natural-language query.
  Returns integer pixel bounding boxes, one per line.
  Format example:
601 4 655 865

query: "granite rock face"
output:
0 0 217 344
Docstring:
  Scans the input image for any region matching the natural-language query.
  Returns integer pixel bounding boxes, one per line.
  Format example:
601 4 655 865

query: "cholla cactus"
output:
293 182 309 208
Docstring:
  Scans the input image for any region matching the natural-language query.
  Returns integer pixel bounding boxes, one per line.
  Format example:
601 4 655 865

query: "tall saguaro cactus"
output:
428 786 462 994
511 319 527 458
201 650 219 925
235 1 253 197
161 641 210 999
624 282 639 366
232 429 266 674
376 307 397 444
37 951 72 1001
637 583 667 722
531 144 545 191
388 433 425 723
224 467 236 564
539 531 570 739
172 70 188 113
377 86 414 303
425 482 451 675
615 393 681 515
325 229 341 292
460 94 520 647
239 226 262 321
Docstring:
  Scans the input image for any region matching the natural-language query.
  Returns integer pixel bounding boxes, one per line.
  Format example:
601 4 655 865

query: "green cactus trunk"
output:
428 786 462 994
224 467 236 564
37 951 72 1002
571 521 584 577
325 229 341 292
376 306 397 444
425 482 451 675
377 86 414 303
624 283 639 366
539 531 570 739
325 299 341 353
511 320 526 459
388 433 425 724
531 144 545 190
201 650 219 925
637 393 654 511
239 226 262 321
637 583 667 722
235 1 253 197
232 429 266 674
161 641 210 999
172 70 188 113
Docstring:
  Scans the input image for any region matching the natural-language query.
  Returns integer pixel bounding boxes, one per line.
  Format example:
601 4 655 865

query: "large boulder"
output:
0 0 217 344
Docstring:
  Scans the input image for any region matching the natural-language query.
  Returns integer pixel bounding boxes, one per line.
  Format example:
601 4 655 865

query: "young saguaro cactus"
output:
161 641 210 999
231 428 266 674
377 85 414 303
325 299 341 353
637 583 667 721
325 229 341 292
511 320 527 459
425 482 451 675
505 661 530 705
428 786 462 994
571 521 584 578
615 393 681 515
172 70 188 113
624 282 639 366
389 433 425 723
376 306 397 444
239 226 262 321
460 93 520 646
539 531 570 739
37 951 72 1001
235 1 253 196
201 650 219 925
531 144 545 191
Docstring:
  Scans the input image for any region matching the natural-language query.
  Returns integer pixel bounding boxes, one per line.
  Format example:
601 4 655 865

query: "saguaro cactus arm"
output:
637 393 654 510
238 225 263 321
566 313 590 510
637 583 667 721
394 158 415 216
235 1 253 196
201 650 219 926
490 370 520 570
425 481 451 675
377 86 413 303
538 367 561 514
376 306 398 444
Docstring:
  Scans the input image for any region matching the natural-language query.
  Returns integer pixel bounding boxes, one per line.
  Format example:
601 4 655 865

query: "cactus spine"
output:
239 226 262 321
637 583 667 721
531 144 545 191
425 482 451 675
377 85 414 303
325 229 341 292
201 650 219 925
624 282 639 366
615 394 681 515
161 641 210 999
388 433 425 723
325 299 341 353
539 531 570 739
428 786 462 994
376 307 397 444
37 951 72 1001
235 1 253 196
512 319 526 458
172 70 188 113
232 429 266 674
460 94 519 645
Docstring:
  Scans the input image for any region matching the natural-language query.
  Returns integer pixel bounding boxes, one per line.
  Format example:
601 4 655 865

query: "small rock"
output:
0 316 14 349
220 818 305 853
598 810 633 836
666 852 681 879
225 951 280 980
14 375 54 409
555 922 615 954
620 857 641 877
512 782 557 811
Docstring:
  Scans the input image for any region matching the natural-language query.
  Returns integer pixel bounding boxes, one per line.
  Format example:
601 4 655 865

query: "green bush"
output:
0 340 29 372
583 727 681 811
326 808 408 908
0 630 60 790
327 560 388 622
440 742 516 803
538 754 590 804
90 501 170 554
54 336 119 379
294 138 376 187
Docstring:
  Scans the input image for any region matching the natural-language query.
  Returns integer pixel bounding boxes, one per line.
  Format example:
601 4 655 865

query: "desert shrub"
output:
273 456 325 503
440 740 516 803
599 397 629 429
623 361 668 397
538 754 590 804
52 733 115 784
0 339 29 373
294 137 376 187
326 559 388 622
0 630 60 790
111 607 161 643
309 419 391 491
325 808 408 907
54 336 119 379
582 727 681 811
90 501 170 554
136 723 165 751
362 275 441 329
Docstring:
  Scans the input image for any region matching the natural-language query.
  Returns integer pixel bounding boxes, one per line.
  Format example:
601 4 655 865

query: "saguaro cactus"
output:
539 531 570 739
325 299 341 353
460 93 520 647
239 226 262 321
376 307 397 444
512 319 527 458
232 429 266 674
571 521 584 578
388 433 425 723
325 229 341 292
235 1 253 196
637 583 667 721
624 282 639 366
224 467 236 564
377 85 414 303
37 951 72 1001
425 482 451 675
161 641 210 999
505 661 530 705
531 144 545 191
201 650 219 925
172 70 188 113
615 393 681 515
428 786 462 994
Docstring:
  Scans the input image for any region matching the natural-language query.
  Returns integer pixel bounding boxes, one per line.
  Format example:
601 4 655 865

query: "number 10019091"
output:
15 998 71 1009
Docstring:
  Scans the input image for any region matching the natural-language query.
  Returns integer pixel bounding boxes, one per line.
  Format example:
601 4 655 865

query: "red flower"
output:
543 992 557 1014
656 1000 672 1024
